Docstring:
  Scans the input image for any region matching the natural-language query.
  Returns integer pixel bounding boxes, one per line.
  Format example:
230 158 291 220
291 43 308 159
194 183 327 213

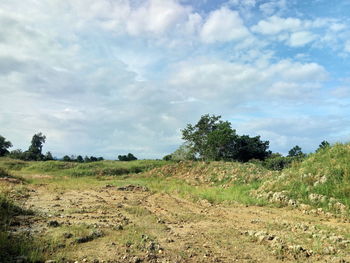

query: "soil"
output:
7 182 350 263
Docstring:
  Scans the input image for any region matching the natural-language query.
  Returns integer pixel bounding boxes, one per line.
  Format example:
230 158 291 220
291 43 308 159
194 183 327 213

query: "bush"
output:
263 156 294 171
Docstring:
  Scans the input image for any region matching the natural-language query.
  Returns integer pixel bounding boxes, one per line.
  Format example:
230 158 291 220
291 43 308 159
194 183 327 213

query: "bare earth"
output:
9 182 350 263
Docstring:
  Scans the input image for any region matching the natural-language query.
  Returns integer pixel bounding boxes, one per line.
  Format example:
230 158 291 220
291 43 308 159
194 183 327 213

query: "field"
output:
1 148 350 263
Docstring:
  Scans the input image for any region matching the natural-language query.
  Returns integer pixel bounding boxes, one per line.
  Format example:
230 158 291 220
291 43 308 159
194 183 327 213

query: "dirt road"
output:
9 182 350 263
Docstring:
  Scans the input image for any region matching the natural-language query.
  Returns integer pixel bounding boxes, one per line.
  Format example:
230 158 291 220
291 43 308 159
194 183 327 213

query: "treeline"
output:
0 133 53 161
163 114 331 170
0 134 138 162
1 114 331 169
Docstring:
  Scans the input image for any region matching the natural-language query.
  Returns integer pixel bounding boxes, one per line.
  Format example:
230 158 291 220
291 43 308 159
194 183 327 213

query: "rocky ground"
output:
4 175 349 263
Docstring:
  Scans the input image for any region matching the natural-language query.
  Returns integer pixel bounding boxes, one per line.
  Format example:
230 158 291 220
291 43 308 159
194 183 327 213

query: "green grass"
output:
0 159 169 177
259 143 350 213
107 174 266 206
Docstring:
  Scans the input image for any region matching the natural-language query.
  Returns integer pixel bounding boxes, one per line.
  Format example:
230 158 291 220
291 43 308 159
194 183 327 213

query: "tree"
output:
27 132 46 160
118 153 137 161
76 155 84 163
317 140 330 152
288 145 305 158
169 143 196 161
0 135 12 156
181 114 237 161
62 155 71 162
181 115 271 162
231 135 271 162
44 151 54 161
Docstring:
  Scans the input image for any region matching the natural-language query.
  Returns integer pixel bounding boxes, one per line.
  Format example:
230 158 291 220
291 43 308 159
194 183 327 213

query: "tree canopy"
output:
118 153 137 161
181 114 271 162
0 135 12 156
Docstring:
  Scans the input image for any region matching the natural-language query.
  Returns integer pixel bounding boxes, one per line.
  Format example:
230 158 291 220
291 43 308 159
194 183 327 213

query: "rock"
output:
47 220 60 227
63 233 73 239
45 260 56 263
117 185 149 192
15 256 28 263
308 193 327 203
323 246 337 255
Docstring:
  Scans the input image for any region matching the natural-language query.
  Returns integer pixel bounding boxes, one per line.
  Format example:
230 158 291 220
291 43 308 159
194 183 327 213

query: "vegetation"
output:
258 143 350 213
0 135 12 156
181 114 271 162
118 153 138 161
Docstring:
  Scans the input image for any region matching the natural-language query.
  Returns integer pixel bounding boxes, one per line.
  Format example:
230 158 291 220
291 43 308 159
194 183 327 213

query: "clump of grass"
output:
0 158 28 171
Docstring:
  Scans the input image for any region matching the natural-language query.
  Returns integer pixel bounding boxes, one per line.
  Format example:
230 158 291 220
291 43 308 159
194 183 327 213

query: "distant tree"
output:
231 135 271 162
182 114 237 161
97 157 104 161
169 143 196 161
27 132 46 160
0 135 12 156
62 155 71 162
181 114 271 162
317 140 330 152
118 153 137 161
89 156 98 162
76 155 84 163
84 156 91 162
44 151 54 161
8 149 23 159
163 154 172 161
288 145 305 158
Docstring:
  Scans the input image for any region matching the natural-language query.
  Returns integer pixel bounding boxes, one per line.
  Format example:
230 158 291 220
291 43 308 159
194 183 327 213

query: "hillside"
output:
255 143 350 215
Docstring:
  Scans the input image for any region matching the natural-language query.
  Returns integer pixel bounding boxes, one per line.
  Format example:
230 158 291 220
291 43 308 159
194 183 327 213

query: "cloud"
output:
200 7 249 43
252 16 302 35
126 0 191 36
345 41 350 53
259 0 288 15
288 31 317 47
0 0 349 159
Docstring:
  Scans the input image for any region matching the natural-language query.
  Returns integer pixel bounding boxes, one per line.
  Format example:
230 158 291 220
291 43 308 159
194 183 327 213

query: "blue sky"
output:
1 0 350 159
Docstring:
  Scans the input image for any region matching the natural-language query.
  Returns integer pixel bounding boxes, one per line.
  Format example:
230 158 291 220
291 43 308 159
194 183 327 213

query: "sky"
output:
1 0 350 159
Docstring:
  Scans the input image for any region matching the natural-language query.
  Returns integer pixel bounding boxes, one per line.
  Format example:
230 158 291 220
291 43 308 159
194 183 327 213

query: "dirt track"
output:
9 183 350 262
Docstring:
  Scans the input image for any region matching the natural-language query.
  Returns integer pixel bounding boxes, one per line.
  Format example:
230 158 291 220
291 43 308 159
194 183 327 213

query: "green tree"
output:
8 149 23 159
181 115 271 162
288 145 305 158
27 132 46 160
317 140 330 152
118 153 137 161
0 135 12 156
44 151 54 161
169 143 196 161
76 155 84 163
181 114 237 161
62 155 71 162
231 135 271 162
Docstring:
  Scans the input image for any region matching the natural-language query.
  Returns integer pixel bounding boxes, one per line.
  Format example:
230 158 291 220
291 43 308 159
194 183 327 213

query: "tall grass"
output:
0 159 169 177
259 143 350 211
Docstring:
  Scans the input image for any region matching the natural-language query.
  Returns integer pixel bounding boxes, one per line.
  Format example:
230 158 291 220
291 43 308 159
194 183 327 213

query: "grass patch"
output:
258 143 350 213
109 175 266 206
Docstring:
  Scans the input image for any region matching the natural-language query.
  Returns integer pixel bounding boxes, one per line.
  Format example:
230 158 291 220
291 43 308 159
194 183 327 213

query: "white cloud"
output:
259 0 287 16
126 0 191 36
252 16 302 35
170 58 328 105
345 41 350 53
200 7 249 43
288 31 317 47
